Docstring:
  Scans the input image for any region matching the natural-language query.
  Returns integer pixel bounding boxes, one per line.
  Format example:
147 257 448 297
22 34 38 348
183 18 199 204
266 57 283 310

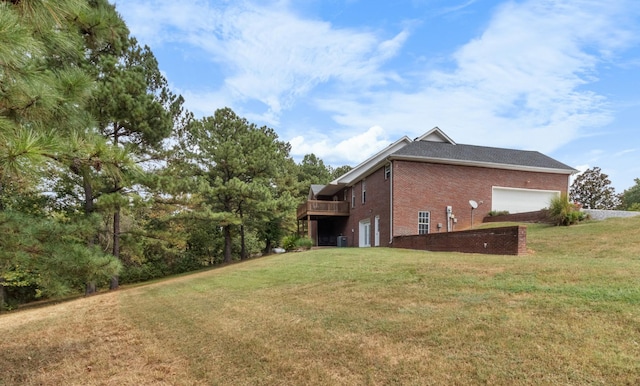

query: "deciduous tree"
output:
569 167 620 209
620 178 640 211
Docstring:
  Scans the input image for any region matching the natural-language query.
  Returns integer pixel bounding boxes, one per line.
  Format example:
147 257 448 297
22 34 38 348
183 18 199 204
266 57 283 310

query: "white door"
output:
359 219 371 247
374 216 380 246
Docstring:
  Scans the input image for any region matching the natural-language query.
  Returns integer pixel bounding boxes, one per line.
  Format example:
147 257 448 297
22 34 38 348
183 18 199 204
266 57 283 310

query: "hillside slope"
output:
2 217 640 385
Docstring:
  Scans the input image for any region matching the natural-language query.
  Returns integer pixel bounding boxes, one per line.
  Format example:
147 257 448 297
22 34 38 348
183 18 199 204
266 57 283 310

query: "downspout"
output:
389 159 394 244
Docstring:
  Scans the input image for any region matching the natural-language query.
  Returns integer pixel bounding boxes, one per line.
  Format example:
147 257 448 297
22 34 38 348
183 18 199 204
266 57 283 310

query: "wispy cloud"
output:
438 0 479 15
116 0 407 122
315 0 640 156
116 0 640 171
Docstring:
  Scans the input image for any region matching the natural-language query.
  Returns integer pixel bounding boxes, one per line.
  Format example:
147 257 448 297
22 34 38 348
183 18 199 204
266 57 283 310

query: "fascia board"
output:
329 136 413 186
390 155 578 175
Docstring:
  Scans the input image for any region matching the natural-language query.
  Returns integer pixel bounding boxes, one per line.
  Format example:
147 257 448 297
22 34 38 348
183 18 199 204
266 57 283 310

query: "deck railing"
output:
297 200 350 219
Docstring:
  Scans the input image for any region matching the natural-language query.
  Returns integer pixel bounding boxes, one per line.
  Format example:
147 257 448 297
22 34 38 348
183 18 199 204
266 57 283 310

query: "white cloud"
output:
115 0 640 184
116 0 406 118
314 0 639 154
613 149 636 157
289 125 390 165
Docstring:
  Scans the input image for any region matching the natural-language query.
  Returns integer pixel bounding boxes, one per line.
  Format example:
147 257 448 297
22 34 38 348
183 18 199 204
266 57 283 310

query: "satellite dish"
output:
469 200 478 209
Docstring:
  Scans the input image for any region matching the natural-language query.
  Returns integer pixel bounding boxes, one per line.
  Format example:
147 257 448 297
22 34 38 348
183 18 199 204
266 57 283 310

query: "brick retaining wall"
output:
392 226 527 255
482 210 552 224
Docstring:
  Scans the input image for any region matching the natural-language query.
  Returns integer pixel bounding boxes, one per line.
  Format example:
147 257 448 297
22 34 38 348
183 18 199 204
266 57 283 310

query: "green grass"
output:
2 217 640 385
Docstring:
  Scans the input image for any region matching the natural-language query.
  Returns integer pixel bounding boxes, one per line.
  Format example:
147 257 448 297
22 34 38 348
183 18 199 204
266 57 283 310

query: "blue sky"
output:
114 0 640 192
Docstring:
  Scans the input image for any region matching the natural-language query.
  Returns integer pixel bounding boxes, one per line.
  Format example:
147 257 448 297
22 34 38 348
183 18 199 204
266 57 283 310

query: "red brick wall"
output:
483 209 553 224
392 161 569 237
337 165 392 247
392 226 527 255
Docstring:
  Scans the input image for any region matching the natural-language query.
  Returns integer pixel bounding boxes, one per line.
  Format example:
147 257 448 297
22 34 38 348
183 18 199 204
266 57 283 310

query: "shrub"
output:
295 237 314 250
488 210 510 217
281 235 314 251
549 194 585 226
281 235 299 251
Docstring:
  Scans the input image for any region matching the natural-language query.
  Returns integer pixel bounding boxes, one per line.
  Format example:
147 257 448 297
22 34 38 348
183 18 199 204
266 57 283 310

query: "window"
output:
351 188 355 208
418 211 430 235
384 163 391 180
362 179 366 204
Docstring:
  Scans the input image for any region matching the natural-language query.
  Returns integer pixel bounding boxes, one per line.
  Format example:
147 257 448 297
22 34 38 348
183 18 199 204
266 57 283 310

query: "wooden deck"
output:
297 200 350 219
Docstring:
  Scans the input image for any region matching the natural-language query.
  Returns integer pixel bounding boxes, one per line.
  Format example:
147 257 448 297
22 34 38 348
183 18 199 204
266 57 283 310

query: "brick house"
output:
296 128 577 247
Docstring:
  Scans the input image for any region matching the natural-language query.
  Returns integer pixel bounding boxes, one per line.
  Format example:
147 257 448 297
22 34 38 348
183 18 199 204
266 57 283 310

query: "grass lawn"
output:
1 217 640 385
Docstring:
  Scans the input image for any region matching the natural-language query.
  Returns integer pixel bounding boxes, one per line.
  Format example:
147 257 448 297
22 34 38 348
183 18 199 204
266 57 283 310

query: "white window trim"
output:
418 211 430 235
351 188 355 208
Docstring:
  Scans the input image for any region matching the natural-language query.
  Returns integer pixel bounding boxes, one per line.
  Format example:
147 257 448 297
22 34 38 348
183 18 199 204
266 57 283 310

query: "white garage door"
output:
492 187 560 213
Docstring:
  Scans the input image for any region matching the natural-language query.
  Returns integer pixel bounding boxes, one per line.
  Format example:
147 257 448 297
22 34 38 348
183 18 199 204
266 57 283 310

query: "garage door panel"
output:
492 187 560 214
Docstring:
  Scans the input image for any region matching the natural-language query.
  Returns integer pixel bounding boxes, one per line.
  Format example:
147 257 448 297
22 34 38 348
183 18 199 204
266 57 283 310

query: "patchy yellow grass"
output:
0 292 196 385
2 216 640 385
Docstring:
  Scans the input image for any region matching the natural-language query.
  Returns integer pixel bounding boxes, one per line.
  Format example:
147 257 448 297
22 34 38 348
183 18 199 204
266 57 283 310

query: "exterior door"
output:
359 219 371 247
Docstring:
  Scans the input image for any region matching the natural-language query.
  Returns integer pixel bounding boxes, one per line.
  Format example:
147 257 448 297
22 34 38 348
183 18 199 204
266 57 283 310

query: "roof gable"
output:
315 135 412 196
415 127 456 144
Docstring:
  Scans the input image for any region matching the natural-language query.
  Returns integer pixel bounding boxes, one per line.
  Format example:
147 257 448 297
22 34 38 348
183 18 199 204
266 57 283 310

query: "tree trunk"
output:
0 278 7 312
82 169 97 295
239 206 247 260
238 203 247 260
240 223 247 260
85 282 97 296
110 128 120 290
223 225 232 263
110 207 120 290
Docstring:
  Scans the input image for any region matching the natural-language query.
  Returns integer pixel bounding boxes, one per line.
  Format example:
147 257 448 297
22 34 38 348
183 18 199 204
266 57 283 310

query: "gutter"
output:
389 155 577 175
388 158 394 244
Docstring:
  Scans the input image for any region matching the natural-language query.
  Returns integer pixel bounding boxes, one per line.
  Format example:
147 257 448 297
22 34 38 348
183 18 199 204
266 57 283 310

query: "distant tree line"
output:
0 0 349 310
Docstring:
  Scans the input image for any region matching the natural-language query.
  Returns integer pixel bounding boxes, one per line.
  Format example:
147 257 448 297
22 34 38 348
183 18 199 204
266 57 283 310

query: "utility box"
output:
337 236 348 247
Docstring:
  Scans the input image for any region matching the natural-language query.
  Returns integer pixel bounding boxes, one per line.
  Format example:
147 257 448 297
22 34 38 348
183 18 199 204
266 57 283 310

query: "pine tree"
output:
0 0 126 306
183 108 294 263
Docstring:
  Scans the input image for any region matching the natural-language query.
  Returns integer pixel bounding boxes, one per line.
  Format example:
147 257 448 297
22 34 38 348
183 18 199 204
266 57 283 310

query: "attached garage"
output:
492 187 560 214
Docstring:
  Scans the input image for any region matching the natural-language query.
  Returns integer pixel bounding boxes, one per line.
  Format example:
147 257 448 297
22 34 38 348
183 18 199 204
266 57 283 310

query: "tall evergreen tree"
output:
184 108 294 263
0 0 125 306
86 36 186 289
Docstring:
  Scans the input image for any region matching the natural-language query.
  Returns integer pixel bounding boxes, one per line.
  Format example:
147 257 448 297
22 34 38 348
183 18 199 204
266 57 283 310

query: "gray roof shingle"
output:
392 141 576 172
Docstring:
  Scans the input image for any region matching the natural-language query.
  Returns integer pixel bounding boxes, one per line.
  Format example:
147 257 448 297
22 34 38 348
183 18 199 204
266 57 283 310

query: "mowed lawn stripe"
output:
2 217 640 385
